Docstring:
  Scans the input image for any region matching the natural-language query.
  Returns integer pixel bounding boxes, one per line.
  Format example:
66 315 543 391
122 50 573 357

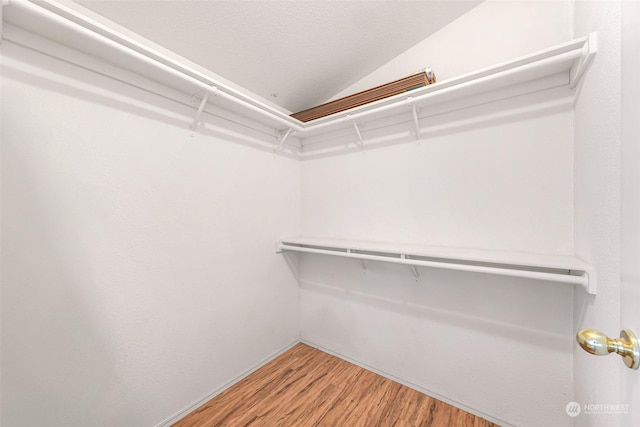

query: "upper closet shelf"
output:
4 0 597 149
277 237 595 294
297 32 597 142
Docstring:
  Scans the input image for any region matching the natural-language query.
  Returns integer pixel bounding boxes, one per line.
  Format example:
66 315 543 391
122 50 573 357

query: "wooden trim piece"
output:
291 71 436 122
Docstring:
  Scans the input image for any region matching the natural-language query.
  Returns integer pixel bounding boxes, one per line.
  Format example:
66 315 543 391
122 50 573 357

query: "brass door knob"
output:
576 329 639 370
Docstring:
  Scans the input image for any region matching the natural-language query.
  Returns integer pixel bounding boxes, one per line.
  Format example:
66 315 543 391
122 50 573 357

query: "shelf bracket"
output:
583 270 597 295
347 249 367 272
190 91 210 132
569 32 597 89
274 127 293 154
410 102 421 141
351 119 365 151
402 254 420 281
354 251 367 272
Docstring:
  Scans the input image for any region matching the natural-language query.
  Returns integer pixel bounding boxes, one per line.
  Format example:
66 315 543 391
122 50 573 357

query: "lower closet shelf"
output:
276 237 595 294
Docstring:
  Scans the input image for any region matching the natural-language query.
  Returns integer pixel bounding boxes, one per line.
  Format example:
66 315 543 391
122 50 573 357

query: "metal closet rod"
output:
279 243 590 288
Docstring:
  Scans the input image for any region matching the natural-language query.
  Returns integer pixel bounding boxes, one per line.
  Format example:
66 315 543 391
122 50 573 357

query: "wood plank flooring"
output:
173 343 498 427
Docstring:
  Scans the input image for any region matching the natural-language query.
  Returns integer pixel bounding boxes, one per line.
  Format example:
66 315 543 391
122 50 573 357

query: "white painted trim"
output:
155 337 511 426
300 338 513 427
154 339 300 427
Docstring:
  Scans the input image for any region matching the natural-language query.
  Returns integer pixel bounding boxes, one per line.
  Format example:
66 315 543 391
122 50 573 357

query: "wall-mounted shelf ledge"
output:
277 237 595 294
4 0 597 150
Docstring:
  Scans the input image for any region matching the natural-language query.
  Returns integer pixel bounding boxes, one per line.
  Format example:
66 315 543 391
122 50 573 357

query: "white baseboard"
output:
157 337 511 427
300 338 512 427
155 339 300 427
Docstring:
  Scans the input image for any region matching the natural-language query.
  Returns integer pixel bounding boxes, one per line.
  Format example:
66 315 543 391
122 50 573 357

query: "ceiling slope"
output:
75 0 483 113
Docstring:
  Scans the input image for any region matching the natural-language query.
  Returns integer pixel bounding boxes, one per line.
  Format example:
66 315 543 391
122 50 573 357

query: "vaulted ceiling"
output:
75 0 483 113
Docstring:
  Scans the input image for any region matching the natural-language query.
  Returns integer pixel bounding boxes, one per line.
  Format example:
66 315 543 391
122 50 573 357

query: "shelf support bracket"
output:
347 249 367 272
410 102 421 141
569 32 597 89
190 91 210 132
274 127 294 154
402 254 419 281
351 119 365 151
584 270 596 295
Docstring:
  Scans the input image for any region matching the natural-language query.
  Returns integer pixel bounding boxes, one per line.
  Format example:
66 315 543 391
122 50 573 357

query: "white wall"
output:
300 2 577 426
300 91 575 427
572 2 623 426
0 39 300 426
302 88 575 253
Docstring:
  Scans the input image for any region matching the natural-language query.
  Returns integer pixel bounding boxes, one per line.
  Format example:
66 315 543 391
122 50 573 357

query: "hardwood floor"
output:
173 343 498 427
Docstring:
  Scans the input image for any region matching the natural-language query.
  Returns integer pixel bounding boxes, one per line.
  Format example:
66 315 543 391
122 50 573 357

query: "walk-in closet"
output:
2 1 639 426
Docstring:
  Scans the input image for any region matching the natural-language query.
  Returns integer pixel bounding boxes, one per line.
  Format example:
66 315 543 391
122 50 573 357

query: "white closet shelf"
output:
277 237 595 294
4 0 597 149
297 32 597 142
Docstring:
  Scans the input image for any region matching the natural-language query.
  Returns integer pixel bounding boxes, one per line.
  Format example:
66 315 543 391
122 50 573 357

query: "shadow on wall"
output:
293 253 573 350
300 83 574 161
1 142 123 425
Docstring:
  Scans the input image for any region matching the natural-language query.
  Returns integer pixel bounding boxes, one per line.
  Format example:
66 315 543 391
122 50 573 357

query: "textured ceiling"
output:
76 1 482 113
